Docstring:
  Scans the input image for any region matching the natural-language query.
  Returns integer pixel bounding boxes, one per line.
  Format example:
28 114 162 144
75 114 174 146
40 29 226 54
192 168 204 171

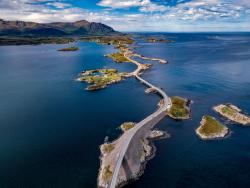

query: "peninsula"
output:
196 115 229 140
213 104 250 125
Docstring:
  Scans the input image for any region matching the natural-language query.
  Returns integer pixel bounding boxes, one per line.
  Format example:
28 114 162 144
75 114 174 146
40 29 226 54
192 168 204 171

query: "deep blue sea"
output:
0 33 250 188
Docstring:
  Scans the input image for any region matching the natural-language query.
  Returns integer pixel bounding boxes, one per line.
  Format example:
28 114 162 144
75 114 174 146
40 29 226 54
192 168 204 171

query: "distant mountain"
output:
0 19 120 36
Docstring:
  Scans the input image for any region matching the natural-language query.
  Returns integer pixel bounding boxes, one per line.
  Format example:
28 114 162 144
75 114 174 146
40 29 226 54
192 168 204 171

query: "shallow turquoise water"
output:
0 33 250 188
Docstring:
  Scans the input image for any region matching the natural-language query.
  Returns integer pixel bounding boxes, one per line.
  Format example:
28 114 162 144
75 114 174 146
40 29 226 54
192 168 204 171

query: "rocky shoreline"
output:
213 104 250 125
116 130 170 188
98 129 170 188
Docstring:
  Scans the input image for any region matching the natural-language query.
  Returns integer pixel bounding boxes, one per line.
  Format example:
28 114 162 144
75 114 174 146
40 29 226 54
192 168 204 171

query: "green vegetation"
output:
106 52 130 63
0 19 118 37
198 115 226 136
78 69 127 91
102 143 115 153
58 46 79 51
99 69 117 74
221 106 237 116
168 96 190 119
0 35 133 46
102 165 113 181
214 104 250 125
80 36 134 46
120 122 135 131
0 37 75 45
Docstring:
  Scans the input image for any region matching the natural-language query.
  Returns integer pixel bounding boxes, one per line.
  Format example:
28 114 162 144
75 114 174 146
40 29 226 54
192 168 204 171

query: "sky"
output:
0 0 250 32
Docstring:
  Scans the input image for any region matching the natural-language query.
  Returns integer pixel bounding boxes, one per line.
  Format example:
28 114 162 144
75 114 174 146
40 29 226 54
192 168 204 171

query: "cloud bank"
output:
0 0 249 31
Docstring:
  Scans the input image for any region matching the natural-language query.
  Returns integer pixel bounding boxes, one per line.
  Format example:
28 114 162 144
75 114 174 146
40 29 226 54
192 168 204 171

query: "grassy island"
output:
78 69 127 91
167 96 190 119
106 52 131 63
214 104 250 125
120 122 135 131
196 115 229 140
58 46 79 51
80 36 134 46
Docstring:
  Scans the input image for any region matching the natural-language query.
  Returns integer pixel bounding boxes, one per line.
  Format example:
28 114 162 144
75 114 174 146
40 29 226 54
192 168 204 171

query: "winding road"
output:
108 51 172 188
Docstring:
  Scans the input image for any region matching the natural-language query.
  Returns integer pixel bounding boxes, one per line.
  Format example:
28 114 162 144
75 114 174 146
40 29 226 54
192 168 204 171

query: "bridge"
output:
108 74 172 188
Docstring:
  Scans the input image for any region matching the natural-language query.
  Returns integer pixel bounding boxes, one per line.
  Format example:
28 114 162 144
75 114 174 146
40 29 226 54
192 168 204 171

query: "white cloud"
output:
97 0 149 8
139 3 167 12
98 0 167 12
47 2 71 9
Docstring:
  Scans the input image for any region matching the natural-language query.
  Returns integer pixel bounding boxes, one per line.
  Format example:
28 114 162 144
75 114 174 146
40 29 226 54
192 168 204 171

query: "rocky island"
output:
106 52 131 63
58 46 79 51
80 36 134 46
213 104 250 125
78 69 127 91
196 115 229 140
147 37 174 43
167 96 191 120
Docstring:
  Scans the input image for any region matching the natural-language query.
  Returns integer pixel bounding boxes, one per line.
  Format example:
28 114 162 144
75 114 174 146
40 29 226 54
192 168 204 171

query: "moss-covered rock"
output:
167 96 190 120
101 165 113 182
106 52 131 63
196 115 229 140
120 122 135 132
214 104 250 125
101 143 115 154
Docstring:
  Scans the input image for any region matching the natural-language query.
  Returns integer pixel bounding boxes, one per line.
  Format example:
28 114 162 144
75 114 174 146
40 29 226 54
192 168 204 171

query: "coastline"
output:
196 129 231 141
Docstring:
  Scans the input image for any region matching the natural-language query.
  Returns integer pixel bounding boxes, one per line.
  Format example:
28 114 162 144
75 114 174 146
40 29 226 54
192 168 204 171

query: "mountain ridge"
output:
0 19 119 36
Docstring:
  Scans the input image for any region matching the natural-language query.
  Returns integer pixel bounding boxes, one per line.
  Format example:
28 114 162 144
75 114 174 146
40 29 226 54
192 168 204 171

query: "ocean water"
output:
0 33 250 188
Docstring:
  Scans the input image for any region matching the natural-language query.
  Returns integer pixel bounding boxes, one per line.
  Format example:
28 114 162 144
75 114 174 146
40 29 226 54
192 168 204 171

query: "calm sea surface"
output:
0 33 250 188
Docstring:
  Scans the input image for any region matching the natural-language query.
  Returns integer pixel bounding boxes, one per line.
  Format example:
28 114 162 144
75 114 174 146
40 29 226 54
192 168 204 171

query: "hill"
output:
0 19 119 36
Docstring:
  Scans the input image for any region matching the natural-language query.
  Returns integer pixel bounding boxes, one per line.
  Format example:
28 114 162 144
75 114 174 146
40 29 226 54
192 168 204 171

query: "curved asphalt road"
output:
109 74 172 188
